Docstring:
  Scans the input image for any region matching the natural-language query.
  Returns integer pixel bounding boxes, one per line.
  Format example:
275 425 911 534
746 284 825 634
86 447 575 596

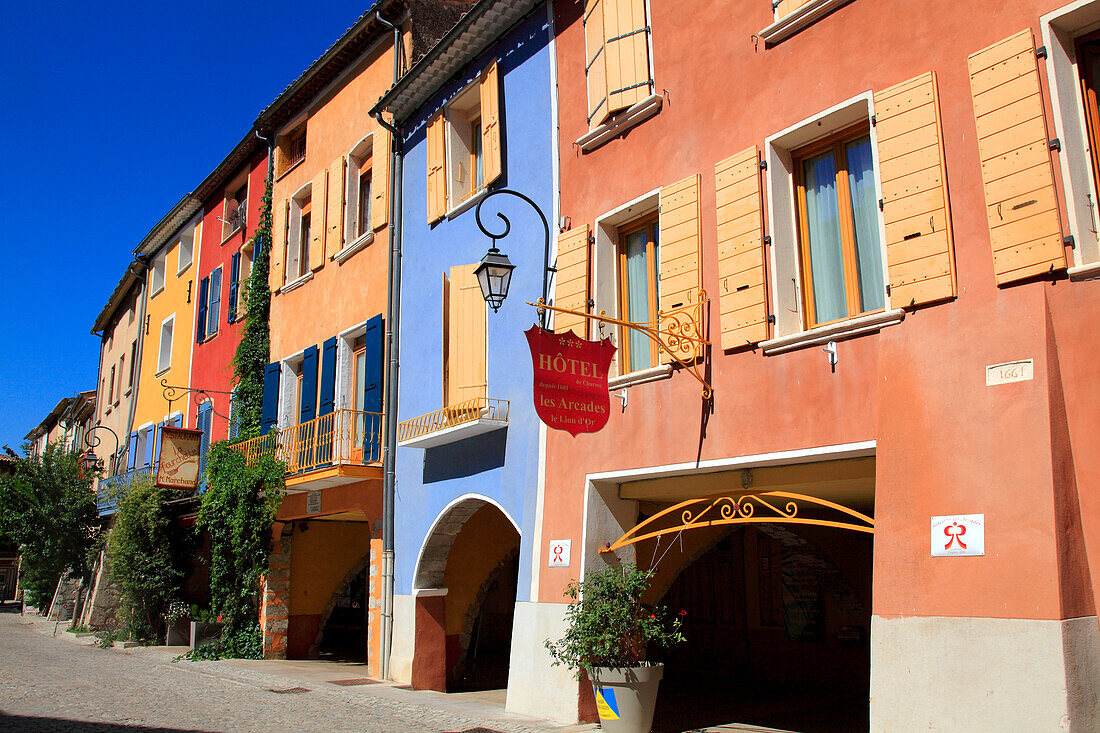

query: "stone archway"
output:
308 544 377 659
413 495 519 591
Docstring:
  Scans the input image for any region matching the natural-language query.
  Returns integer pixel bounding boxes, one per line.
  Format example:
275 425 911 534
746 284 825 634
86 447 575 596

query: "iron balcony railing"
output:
397 397 509 443
96 465 155 515
231 409 383 473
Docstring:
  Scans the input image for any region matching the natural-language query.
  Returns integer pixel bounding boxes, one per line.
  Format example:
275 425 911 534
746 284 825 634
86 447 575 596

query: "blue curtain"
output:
846 137 885 312
803 152 847 323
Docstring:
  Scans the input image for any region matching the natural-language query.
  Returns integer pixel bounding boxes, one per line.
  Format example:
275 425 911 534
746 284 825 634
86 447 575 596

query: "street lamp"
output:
473 189 552 326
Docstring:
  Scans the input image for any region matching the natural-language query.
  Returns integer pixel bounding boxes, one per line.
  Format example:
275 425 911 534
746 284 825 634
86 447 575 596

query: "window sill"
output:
758 0 853 46
155 367 170 378
220 226 244 246
150 286 165 299
575 94 663 153
608 363 673 390
200 331 219 344
176 262 192 278
276 158 305 182
761 309 904 355
1068 261 1100 281
446 186 490 220
333 231 373 264
278 272 314 294
124 388 132 398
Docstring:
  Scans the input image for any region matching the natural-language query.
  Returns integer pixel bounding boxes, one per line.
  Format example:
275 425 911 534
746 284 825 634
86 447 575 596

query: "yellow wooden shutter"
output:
372 127 391 232
446 264 487 405
603 0 651 117
554 225 591 337
326 157 345 258
442 271 450 405
310 169 327 271
584 0 609 127
875 71 957 307
480 60 503 187
659 174 702 363
715 147 768 349
774 0 814 20
270 200 288 290
968 29 1066 284
426 114 447 223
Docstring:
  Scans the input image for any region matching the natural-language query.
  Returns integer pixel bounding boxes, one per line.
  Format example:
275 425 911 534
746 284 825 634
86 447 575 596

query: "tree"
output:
0 442 101 608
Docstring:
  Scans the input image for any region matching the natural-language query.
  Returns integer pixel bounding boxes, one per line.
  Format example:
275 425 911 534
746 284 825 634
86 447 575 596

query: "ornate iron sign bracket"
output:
530 290 713 397
161 378 234 419
600 491 874 554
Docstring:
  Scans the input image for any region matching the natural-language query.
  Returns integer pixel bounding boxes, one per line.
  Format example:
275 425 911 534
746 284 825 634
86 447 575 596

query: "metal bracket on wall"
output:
160 377 234 418
530 289 713 397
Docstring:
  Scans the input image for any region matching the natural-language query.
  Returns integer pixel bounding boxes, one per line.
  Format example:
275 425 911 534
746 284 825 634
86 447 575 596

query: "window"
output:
582 0 654 129
228 252 242 322
157 316 174 373
442 264 487 406
222 180 247 240
108 365 116 404
426 61 502 222
793 126 885 326
345 136 375 243
358 168 372 237
277 123 307 176
207 267 222 336
177 232 194 274
128 341 137 387
284 190 312 283
617 215 660 372
150 251 166 295
117 355 124 403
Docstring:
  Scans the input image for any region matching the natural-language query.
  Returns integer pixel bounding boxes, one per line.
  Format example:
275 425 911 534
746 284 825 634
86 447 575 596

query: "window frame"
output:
207 266 222 337
616 213 661 373
284 183 313 286
791 122 885 329
176 232 194 274
157 315 174 375
228 252 242 322
150 251 166 295
445 80 486 208
221 178 248 242
277 123 307 178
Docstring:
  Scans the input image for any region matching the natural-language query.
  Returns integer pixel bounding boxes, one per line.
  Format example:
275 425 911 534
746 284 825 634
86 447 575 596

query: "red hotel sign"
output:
525 325 616 436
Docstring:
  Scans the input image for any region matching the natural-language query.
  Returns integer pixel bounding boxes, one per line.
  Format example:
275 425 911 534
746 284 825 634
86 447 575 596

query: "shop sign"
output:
931 514 985 557
525 325 616 436
155 427 203 490
306 490 322 515
548 539 571 567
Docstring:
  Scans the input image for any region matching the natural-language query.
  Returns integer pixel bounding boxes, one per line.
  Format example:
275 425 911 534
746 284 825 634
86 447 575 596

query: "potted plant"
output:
188 606 224 649
164 599 191 646
546 564 684 733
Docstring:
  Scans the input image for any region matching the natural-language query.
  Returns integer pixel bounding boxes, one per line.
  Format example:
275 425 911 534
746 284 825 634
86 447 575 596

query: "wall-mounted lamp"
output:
472 188 552 327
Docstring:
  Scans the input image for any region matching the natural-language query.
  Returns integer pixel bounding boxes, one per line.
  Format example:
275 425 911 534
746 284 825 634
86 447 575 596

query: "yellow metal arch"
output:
600 491 874 554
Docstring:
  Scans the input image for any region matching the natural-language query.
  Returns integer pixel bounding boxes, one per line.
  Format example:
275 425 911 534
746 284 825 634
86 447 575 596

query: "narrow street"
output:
0 607 577 733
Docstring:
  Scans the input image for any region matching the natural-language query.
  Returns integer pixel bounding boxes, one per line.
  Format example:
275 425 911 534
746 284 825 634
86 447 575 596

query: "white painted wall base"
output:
389 593 415 685
870 614 1099 732
505 601 579 723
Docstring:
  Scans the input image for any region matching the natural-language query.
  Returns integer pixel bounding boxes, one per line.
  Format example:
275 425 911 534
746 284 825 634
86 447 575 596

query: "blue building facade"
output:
378 1 557 704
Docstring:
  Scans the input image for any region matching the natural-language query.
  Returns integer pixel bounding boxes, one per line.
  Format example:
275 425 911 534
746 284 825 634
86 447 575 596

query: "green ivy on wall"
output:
231 175 273 440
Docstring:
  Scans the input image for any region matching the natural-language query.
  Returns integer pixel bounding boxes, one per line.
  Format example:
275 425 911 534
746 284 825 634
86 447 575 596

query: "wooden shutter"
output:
554 225 591 336
310 169 327 271
346 153 360 238
270 200 288 290
363 314 384 461
318 336 337 417
715 147 768 349
480 61 503 187
372 128 391 231
260 362 281 435
584 0 609 127
300 345 319 425
426 114 447 223
196 277 209 343
875 71 957 307
659 174 702 363
326 157 345 257
446 264 487 405
968 29 1066 284
153 421 165 465
442 271 451 403
603 0 651 117
127 432 138 471
774 0 814 20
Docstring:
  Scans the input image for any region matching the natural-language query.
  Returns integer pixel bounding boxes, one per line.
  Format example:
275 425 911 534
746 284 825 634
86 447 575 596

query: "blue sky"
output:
0 2 377 451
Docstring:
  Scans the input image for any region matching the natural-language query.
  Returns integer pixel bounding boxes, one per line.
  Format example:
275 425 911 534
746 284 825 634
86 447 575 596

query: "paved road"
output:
0 607 546 733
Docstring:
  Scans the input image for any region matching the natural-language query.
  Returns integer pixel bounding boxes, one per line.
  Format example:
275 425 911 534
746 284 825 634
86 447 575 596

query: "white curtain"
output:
623 229 651 369
803 152 848 323
846 137 885 312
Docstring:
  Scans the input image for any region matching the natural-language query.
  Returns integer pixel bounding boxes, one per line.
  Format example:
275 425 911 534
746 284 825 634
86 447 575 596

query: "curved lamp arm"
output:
474 188 553 328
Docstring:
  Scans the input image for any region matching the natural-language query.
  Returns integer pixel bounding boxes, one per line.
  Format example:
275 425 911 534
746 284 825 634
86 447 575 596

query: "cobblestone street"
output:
0 608 583 733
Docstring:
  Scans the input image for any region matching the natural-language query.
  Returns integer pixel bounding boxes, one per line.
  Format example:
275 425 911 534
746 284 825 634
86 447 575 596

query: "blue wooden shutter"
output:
196 277 209 342
197 403 212 492
318 337 337 416
153 421 165 465
299 345 319 425
142 426 155 468
260 362 281 435
228 253 241 322
127 431 138 471
363 314 384 461
208 267 222 336
172 414 183 428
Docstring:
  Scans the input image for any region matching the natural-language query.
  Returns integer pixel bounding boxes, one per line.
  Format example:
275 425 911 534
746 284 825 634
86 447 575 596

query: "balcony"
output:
96 466 154 516
232 409 382 492
397 397 509 449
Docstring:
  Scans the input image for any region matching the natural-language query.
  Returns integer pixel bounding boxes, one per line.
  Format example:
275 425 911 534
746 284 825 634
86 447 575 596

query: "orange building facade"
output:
519 0 1100 729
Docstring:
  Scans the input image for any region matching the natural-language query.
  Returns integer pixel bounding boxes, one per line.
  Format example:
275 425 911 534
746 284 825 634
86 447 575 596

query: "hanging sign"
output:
931 514 985 557
155 427 204 490
525 325 616 436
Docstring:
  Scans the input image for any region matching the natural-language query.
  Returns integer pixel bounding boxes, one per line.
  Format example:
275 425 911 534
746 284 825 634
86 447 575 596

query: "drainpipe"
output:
372 10 403 683
123 258 149 476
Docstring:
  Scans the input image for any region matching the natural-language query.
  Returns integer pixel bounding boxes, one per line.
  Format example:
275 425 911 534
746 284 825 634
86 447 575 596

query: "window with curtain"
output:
794 126 885 327
207 266 222 337
617 215 660 372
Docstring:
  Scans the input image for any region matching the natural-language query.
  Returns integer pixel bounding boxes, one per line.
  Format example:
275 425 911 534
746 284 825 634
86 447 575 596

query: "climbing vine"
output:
231 174 272 440
197 441 284 639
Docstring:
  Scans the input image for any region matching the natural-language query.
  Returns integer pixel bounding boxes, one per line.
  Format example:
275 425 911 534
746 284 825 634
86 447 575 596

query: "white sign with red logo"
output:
931 514 985 557
548 539 571 567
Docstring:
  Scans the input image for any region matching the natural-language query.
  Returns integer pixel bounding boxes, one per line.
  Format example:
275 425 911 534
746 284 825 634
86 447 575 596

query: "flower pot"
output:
166 619 190 646
589 663 663 733
189 621 223 649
